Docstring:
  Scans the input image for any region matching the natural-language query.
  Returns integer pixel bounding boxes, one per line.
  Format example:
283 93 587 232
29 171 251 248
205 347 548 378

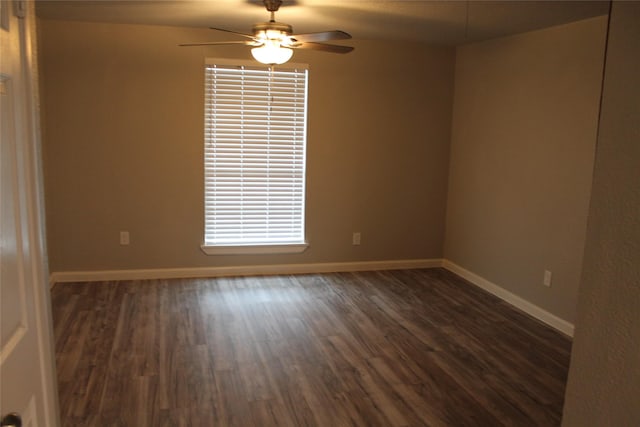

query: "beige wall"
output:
38 20 454 272
444 17 608 323
563 2 640 425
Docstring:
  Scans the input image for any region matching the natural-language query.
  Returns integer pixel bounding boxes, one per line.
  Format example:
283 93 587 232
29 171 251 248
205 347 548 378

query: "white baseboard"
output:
49 258 442 285
442 259 574 337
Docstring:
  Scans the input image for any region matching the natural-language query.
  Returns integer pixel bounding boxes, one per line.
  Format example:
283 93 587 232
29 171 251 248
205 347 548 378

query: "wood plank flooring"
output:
51 268 572 426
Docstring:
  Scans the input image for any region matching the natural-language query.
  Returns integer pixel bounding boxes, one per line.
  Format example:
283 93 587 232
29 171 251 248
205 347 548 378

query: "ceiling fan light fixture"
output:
251 42 293 65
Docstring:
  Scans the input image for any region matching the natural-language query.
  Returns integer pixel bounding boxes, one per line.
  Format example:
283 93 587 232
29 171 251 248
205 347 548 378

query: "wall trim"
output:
442 259 575 337
49 258 443 284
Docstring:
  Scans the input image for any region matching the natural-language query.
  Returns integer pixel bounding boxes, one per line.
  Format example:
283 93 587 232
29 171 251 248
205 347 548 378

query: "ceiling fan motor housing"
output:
253 21 293 43
253 21 292 34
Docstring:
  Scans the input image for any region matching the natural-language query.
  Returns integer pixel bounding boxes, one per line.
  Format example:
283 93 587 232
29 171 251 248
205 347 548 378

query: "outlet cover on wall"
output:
120 231 130 246
543 270 552 287
352 232 361 246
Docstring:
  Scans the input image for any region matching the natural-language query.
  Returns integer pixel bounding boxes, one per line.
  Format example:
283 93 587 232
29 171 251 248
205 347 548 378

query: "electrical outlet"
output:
120 231 130 246
352 232 361 246
543 270 552 287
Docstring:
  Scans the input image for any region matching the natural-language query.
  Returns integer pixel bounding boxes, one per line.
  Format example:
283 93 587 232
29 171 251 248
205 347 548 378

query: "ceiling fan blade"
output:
209 27 255 39
290 30 352 43
179 41 258 47
293 42 354 54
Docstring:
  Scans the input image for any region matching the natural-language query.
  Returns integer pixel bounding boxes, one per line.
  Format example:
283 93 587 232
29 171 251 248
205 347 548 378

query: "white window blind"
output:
204 61 308 249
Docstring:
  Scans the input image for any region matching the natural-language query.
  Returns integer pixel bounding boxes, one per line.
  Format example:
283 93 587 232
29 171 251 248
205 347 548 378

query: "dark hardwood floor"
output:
51 268 572 426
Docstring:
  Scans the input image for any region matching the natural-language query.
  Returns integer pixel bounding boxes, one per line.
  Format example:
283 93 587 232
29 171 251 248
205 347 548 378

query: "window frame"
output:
201 58 309 255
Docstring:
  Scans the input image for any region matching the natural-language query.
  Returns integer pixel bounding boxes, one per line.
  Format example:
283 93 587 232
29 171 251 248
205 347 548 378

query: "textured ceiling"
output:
35 0 609 46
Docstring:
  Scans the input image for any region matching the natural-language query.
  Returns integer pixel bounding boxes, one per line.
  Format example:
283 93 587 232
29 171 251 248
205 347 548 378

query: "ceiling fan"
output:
179 0 354 65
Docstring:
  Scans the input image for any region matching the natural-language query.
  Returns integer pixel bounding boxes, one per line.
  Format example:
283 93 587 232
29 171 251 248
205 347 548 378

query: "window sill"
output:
201 242 309 255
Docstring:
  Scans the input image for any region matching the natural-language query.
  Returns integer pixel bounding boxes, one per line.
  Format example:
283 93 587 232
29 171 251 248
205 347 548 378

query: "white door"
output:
1 1 59 426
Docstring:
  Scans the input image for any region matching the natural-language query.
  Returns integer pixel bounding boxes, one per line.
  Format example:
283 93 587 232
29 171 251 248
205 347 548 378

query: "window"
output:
202 59 309 255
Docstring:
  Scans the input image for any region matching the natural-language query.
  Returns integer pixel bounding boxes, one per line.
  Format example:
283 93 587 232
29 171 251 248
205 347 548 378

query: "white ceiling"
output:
35 0 609 46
